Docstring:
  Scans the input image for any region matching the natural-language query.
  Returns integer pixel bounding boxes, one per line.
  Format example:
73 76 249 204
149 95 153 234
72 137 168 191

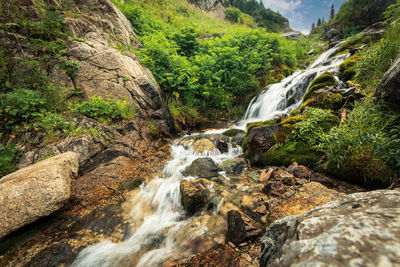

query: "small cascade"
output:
72 142 242 267
241 44 349 125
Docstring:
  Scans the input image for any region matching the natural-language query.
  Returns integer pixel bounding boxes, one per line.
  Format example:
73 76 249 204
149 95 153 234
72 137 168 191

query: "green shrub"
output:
0 135 17 177
168 100 199 129
288 108 339 146
72 96 135 121
336 33 372 55
225 8 243 23
0 89 46 130
303 72 336 101
319 98 398 186
32 113 78 139
262 142 320 167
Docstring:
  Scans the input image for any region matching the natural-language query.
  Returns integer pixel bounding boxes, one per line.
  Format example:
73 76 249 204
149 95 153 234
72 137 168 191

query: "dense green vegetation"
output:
312 0 396 39
244 3 400 187
111 0 310 124
223 0 290 32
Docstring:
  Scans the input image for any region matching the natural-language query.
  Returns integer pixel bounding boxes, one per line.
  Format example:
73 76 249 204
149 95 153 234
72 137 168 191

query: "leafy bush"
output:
32 113 78 139
319 99 398 186
0 135 17 177
289 108 339 146
0 89 46 130
225 8 243 23
72 96 135 121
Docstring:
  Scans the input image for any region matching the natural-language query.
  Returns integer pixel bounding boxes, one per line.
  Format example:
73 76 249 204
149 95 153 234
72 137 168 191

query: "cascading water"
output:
241 43 349 125
72 43 348 267
72 143 242 267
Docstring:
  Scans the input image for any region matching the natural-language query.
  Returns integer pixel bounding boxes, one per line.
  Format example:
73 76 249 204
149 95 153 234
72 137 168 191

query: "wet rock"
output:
274 169 295 185
193 138 217 154
267 182 345 224
287 162 311 179
260 190 400 267
175 243 242 267
180 179 212 216
218 158 245 174
227 209 264 246
376 55 400 111
259 168 274 182
247 125 281 165
262 181 286 196
310 172 334 187
0 152 78 239
183 158 219 179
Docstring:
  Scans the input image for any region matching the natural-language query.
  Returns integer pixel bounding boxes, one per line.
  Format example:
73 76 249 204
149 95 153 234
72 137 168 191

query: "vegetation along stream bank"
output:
0 0 399 266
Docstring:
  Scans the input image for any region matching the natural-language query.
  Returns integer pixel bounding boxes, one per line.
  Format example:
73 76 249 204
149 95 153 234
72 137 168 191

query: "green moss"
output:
262 142 320 167
303 72 336 101
324 150 393 188
339 55 361 81
335 33 372 56
313 93 343 110
223 128 245 137
280 115 306 125
274 124 295 143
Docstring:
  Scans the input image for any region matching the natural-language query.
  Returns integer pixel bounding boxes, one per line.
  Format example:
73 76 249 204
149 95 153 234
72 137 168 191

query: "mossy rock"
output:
339 55 361 81
324 150 393 188
303 73 336 101
280 115 306 125
335 33 372 56
308 92 343 110
223 128 245 137
299 98 317 112
262 142 320 167
274 124 295 144
242 119 278 149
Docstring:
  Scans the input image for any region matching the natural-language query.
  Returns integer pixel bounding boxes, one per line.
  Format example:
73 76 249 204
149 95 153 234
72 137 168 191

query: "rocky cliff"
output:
0 0 173 126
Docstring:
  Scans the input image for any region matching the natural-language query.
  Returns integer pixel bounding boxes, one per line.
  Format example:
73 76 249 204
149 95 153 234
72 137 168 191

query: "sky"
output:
260 0 346 34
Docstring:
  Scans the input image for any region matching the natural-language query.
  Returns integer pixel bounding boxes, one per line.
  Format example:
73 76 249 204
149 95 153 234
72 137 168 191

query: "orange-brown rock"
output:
267 182 345 224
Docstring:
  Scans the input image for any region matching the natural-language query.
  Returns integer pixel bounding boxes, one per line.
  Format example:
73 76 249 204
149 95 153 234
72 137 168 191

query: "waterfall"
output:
71 143 242 267
241 44 349 125
71 43 348 267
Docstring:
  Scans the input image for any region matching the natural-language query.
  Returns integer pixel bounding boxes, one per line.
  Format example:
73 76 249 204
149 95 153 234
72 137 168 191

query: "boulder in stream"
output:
180 179 212 216
0 152 78 239
183 157 219 179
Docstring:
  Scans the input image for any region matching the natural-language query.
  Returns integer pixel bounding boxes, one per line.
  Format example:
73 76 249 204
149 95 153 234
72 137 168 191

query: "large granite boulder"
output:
260 190 400 266
0 152 78 239
376 55 400 111
193 138 217 154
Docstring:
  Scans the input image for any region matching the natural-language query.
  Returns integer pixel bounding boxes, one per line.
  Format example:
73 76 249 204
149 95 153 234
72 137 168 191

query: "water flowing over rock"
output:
0 152 78 239
242 44 348 124
260 190 400 267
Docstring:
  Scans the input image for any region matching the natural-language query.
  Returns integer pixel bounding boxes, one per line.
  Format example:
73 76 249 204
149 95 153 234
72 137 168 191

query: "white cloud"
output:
261 0 302 15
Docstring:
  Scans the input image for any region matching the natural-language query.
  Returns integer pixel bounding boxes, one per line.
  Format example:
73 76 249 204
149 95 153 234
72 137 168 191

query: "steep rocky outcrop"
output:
0 152 78 239
260 190 400 266
376 55 400 111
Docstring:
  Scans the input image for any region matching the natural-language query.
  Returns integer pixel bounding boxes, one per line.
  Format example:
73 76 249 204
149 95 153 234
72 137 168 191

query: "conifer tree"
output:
311 22 315 32
317 18 322 26
330 4 335 20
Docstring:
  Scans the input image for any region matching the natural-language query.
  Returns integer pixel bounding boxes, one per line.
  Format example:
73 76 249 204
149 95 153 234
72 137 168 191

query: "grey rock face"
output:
260 190 400 267
0 152 78 239
376 56 400 111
